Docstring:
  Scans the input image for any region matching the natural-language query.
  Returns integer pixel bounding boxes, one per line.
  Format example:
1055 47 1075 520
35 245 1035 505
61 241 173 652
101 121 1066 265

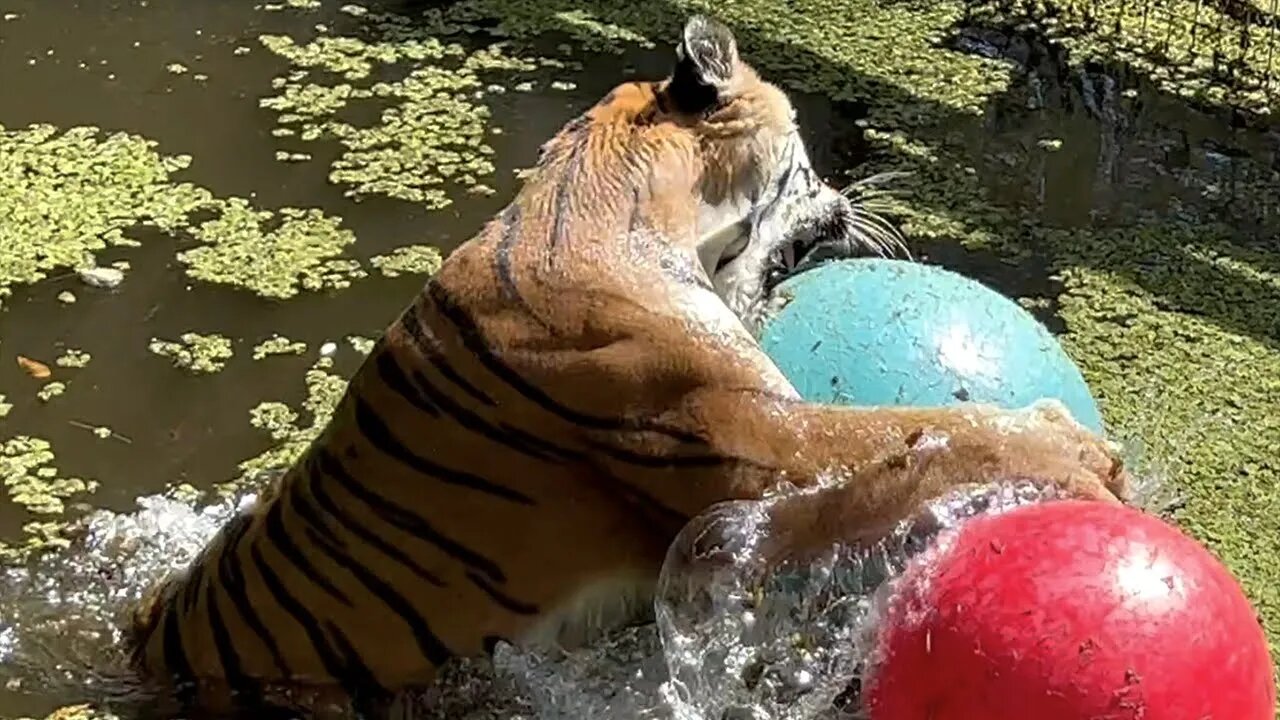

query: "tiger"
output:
121 15 1129 719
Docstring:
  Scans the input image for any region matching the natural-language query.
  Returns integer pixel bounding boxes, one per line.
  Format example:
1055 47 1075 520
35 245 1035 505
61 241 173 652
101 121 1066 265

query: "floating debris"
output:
347 335 375 355
252 335 308 360
36 383 66 403
148 332 234 374
274 150 312 163
56 291 76 304
369 245 443 278
0 395 11 418
77 267 124 289
16 356 51 380
166 63 189 75
318 341 338 357
54 350 91 369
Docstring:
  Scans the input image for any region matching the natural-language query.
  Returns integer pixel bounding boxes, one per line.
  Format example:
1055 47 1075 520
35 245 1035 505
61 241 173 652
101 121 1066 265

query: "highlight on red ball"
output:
861 500 1276 720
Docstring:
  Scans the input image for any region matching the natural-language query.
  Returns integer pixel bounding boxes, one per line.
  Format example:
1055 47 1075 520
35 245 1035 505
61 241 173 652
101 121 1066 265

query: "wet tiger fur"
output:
124 15 1129 719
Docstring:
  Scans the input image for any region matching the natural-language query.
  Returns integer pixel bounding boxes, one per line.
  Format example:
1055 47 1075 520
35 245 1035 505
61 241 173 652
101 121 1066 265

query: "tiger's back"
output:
125 16 1128 719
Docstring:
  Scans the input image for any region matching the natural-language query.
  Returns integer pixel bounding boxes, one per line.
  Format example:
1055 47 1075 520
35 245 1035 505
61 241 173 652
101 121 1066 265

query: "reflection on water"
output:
0 0 1277 717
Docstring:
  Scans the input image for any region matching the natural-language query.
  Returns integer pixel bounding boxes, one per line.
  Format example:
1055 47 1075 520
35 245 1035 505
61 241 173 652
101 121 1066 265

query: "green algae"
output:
20 704 118 720
969 0 1280 117
0 395 11 419
1047 222 1280 643
0 0 1275 710
0 437 96 518
0 124 204 305
347 335 375 355
252 334 308 360
54 350 91 369
147 332 234 374
256 22 568 208
178 200 367 298
215 356 348 499
0 123 375 303
401 0 1280 672
35 382 66 403
370 244 443 278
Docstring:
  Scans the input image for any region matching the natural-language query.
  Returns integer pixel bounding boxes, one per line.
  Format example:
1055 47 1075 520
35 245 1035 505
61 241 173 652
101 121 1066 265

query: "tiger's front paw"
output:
963 399 1130 504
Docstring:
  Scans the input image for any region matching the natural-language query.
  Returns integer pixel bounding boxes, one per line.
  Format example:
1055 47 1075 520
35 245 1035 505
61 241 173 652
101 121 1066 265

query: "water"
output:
0 0 1275 717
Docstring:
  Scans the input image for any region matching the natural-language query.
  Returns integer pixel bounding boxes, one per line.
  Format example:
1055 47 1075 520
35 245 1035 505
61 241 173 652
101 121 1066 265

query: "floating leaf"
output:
16 356 51 380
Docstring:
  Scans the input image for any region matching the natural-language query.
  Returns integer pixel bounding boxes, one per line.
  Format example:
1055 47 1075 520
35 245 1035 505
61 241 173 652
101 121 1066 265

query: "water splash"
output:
0 465 1171 719
0 488 249 705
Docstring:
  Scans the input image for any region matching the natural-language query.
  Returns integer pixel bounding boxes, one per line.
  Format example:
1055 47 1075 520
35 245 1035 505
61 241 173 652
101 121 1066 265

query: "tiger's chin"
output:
713 180 910 334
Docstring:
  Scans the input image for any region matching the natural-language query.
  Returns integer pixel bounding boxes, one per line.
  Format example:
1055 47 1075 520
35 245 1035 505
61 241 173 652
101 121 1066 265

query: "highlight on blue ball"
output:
757 258 1105 434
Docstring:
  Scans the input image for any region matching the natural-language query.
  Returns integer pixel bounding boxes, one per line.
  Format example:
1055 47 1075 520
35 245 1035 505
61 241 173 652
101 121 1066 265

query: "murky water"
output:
1 0 1278 717
0 1 864 715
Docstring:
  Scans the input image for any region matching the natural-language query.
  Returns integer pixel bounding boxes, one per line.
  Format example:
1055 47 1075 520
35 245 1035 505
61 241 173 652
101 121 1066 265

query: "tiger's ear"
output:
668 15 740 114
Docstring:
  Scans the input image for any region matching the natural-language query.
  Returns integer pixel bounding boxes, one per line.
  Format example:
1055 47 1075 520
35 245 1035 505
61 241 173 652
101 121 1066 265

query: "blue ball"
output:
757 258 1105 434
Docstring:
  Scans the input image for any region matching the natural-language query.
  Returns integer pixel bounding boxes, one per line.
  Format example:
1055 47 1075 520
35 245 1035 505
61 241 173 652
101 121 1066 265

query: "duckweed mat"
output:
0 0 1277 717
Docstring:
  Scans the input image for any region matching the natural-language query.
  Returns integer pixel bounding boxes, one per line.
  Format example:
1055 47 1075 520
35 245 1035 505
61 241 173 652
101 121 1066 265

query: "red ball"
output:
863 500 1275 720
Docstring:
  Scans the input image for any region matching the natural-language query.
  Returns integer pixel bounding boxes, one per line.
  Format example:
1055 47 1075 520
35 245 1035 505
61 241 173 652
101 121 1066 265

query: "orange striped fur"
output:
124 16 1128 719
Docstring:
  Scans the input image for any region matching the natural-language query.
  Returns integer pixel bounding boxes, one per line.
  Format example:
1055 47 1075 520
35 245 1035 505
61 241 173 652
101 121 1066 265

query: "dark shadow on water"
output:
380 0 1280 351
0 0 1278 716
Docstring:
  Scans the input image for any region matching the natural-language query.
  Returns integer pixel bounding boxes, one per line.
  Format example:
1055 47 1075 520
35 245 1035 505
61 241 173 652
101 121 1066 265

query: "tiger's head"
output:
528 15 903 332
665 15 902 328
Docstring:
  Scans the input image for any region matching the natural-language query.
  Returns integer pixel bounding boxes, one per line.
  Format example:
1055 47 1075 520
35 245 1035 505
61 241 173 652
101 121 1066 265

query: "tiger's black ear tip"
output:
669 14 740 114
682 14 734 44
680 15 738 68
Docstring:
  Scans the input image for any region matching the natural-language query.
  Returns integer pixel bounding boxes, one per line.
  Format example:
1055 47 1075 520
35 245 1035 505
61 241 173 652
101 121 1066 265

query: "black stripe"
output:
180 564 204 616
315 447 509 583
294 467 447 588
549 139 586 252
628 182 646 235
322 621 393 715
466 572 539 615
379 345 559 463
658 247 715 292
399 359 571 465
304 524 455 668
496 419 586 462
399 303 495 407
429 352 497 406
425 280 709 445
205 584 261 709
216 513 292 678
374 350 440 417
262 499 353 608
247 543 354 689
494 203 525 305
128 584 168 669
352 392 535 505
596 468 692 530
160 595 198 708
405 304 718 465
397 306 590 464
